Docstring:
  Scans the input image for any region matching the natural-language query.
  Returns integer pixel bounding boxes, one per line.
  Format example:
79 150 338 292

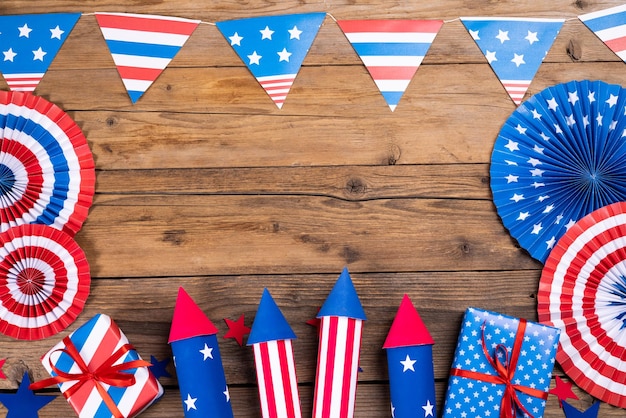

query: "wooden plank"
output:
95 165 491 200
75 194 537 278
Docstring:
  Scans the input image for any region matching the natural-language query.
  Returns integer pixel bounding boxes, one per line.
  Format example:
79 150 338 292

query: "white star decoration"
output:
469 29 480 40
400 354 417 372
511 53 525 67
260 25 274 40
495 29 510 43
200 343 214 360
184 393 198 411
32 47 47 61
229 32 243 46
224 387 231 402
288 25 303 39
247 51 262 65
606 94 618 108
422 399 435 417
277 47 292 62
485 50 497 63
18 23 32 38
50 25 64 40
525 30 539 44
546 98 558 111
3 48 17 62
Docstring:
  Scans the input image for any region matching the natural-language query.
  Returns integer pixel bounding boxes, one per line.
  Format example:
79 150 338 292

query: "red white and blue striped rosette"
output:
0 91 95 236
0 223 90 340
95 12 200 104
538 201 626 408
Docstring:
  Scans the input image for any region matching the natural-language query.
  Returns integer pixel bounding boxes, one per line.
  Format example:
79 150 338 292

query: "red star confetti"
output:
550 376 579 407
223 314 251 346
306 306 321 328
0 359 5 379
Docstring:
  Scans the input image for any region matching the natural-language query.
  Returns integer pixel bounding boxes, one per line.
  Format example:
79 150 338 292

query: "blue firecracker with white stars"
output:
171 334 234 418
387 345 436 417
442 308 560 418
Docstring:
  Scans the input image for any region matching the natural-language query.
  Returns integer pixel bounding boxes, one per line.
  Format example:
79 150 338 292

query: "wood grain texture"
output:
1 0 626 416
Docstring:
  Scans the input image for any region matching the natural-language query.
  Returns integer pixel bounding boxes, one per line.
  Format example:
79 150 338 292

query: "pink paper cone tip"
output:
168 287 218 343
383 294 434 348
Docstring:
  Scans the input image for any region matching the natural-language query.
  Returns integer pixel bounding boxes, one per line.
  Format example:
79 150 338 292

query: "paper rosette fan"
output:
0 223 90 340
0 90 95 235
490 80 626 263
538 201 626 408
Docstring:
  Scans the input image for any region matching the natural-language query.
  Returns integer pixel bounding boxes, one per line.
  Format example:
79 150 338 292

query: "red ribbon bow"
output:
449 318 548 418
30 336 152 418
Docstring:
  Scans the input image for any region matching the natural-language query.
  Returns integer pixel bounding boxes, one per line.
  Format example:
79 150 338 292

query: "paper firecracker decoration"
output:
216 13 326 108
0 13 80 91
313 267 366 418
580 4 626 62
383 294 436 418
461 17 564 105
442 307 560 418
248 288 301 418
337 19 443 111
169 287 234 418
0 371 56 418
95 12 200 103
31 313 163 418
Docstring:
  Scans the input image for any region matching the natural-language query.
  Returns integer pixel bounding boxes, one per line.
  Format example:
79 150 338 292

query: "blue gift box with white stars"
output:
442 307 560 418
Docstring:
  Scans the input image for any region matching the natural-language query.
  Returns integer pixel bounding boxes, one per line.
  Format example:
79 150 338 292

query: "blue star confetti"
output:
0 372 56 418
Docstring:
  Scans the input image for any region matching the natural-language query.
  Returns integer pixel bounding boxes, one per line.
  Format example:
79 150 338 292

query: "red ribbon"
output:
30 336 152 418
449 318 548 418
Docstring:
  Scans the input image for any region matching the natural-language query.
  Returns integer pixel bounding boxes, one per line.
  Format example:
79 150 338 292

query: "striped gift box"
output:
40 313 163 418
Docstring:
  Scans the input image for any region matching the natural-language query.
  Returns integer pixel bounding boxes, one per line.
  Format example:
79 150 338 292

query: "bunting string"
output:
1 4 626 109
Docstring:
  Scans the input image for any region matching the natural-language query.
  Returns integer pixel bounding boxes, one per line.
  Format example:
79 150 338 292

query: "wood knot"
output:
481 176 489 184
566 39 582 61
166 84 173 91
573 0 588 10
386 143 401 165
162 229 186 246
105 116 118 127
341 245 361 263
460 243 471 254
346 178 367 196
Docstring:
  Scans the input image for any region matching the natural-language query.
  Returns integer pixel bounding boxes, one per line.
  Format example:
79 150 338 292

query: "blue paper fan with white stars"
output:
490 80 626 263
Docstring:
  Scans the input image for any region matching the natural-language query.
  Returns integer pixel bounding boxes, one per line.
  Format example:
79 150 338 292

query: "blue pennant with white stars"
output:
216 13 326 108
461 17 564 105
490 80 626 263
0 13 80 92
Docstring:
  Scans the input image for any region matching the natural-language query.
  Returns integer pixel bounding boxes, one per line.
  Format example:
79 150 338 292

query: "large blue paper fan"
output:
490 80 626 263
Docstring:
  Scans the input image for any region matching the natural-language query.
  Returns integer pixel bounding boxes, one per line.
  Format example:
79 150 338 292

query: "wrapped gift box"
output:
38 313 163 418
442 307 560 418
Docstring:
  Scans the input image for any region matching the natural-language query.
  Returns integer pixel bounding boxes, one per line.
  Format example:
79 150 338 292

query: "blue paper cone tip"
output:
317 267 366 320
247 288 296 345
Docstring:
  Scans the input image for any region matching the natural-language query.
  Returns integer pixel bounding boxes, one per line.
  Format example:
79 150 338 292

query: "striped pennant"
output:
313 316 363 418
579 4 626 62
337 20 443 111
95 13 200 103
253 339 301 418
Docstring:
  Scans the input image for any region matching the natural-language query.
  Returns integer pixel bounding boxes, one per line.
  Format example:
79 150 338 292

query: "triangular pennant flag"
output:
0 13 80 92
579 4 626 62
216 12 326 109
461 17 564 105
95 12 200 103
337 19 443 111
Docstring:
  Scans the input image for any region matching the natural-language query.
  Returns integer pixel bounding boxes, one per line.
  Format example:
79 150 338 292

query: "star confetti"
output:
0 372 56 418
223 314 251 346
0 359 6 379
306 306 321 328
550 376 579 407
149 355 172 379
562 400 600 418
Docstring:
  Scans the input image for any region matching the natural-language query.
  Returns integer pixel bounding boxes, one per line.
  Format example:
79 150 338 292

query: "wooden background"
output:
1 0 626 416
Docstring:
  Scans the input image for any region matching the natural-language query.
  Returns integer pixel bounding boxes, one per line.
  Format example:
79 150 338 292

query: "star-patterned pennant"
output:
461 17 564 105
337 19 443 111
0 13 80 92
95 13 200 103
216 13 326 109
579 4 626 63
